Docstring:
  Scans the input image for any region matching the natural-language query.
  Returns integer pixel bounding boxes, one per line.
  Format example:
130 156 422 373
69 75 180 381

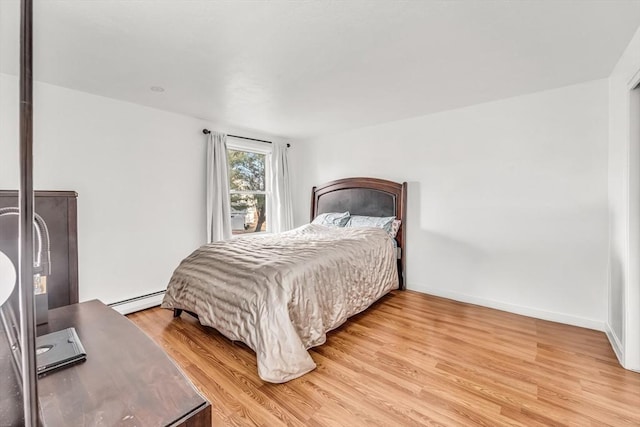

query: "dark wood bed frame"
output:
310 177 407 289
174 176 407 318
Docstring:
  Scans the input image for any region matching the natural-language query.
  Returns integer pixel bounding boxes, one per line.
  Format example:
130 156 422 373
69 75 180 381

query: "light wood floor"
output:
128 291 640 426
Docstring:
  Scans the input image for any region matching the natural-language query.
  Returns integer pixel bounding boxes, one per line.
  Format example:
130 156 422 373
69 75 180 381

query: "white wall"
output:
0 73 283 305
608 25 640 371
291 79 610 330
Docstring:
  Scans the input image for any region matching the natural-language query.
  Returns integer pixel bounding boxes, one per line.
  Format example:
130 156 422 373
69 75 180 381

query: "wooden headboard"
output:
310 177 407 289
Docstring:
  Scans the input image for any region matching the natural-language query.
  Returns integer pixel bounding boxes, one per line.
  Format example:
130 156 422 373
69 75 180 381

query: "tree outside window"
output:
228 149 268 234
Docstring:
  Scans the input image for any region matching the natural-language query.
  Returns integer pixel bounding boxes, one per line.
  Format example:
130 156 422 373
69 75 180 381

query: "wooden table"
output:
37 300 211 426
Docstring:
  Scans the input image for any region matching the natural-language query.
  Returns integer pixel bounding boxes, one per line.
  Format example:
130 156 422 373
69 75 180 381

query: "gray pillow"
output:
347 215 396 235
312 211 351 227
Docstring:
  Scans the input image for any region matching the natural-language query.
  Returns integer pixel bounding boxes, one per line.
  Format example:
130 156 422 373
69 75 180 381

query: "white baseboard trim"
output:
603 324 640 373
605 322 624 366
109 291 165 315
407 284 605 331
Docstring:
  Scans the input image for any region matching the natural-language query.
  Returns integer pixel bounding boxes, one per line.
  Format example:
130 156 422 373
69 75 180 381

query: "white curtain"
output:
269 141 294 233
206 132 232 242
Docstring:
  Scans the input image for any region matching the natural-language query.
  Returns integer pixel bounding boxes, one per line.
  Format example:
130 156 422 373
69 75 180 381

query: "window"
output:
227 143 270 234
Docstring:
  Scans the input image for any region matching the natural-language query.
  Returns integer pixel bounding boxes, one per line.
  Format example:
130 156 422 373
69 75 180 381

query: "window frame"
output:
227 137 272 235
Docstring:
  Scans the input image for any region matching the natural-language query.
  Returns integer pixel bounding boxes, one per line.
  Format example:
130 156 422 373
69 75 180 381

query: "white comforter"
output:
161 224 398 383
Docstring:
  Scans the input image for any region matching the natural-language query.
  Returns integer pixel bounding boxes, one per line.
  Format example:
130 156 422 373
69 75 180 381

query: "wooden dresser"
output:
0 193 210 425
36 300 211 426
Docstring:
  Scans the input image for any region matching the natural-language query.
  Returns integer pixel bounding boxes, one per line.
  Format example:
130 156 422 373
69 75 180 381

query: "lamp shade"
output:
0 250 16 307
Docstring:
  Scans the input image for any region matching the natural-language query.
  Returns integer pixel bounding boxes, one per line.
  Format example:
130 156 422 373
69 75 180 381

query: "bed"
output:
161 177 407 383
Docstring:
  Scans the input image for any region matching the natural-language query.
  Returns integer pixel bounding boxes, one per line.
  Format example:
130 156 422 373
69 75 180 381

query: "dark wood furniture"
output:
174 177 408 320
310 177 407 288
37 300 211 426
0 323 25 425
0 190 79 310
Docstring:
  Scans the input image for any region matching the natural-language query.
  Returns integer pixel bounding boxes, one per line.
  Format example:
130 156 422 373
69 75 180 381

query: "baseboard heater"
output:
108 290 165 315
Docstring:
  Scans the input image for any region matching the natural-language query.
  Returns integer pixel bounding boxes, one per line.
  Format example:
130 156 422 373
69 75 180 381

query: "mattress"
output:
161 223 398 382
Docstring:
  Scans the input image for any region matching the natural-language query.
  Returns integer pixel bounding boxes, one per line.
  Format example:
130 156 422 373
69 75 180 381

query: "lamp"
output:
0 208 51 277
0 250 16 307
0 207 51 324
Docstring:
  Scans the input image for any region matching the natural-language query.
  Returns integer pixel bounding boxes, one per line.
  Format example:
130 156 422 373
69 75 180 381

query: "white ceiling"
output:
1 0 640 139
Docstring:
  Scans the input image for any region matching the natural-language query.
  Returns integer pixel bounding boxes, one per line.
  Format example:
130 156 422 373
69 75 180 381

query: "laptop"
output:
36 327 86 375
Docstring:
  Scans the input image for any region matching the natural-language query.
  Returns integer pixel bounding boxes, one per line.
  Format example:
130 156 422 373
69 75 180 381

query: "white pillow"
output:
347 215 399 237
388 219 402 239
312 211 351 227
